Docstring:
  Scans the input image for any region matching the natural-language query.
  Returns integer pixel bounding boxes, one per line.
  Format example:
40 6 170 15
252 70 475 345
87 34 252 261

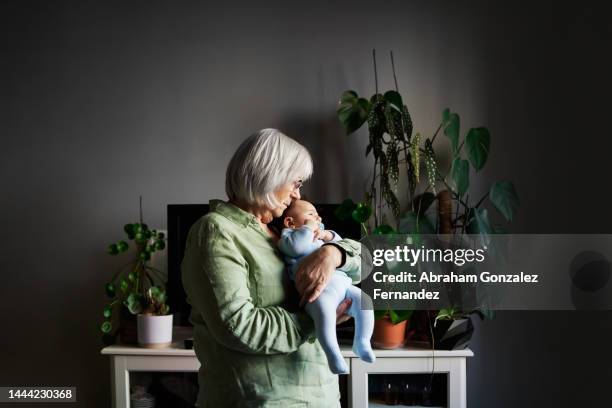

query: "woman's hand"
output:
294 245 343 306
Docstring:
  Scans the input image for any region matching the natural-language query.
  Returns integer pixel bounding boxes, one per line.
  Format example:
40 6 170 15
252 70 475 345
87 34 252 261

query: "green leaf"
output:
388 309 412 324
444 112 460 154
124 224 134 237
351 203 372 223
105 283 116 298
160 304 170 315
107 244 119 255
100 321 112 334
154 240 165 251
337 90 370 134
374 310 388 320
124 293 142 314
383 90 403 112
489 181 519 222
466 208 491 235
119 279 128 292
128 271 136 282
148 286 166 304
466 208 492 247
373 224 395 235
451 157 470 196
442 108 450 123
117 241 129 252
103 306 112 318
466 127 490 171
398 211 435 234
436 307 459 321
335 198 357 221
340 90 357 101
477 309 496 320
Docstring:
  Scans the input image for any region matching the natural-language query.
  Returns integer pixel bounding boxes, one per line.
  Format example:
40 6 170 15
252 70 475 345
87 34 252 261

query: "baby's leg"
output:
304 277 349 374
346 285 376 363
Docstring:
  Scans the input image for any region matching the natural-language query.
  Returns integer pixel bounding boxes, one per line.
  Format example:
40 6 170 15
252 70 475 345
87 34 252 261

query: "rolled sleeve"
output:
331 238 364 283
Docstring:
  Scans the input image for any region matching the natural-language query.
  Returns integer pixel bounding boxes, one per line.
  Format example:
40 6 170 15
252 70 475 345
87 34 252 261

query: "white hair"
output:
225 128 313 208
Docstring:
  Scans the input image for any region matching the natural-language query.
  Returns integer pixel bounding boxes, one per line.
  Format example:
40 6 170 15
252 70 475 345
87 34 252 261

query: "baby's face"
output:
283 200 322 229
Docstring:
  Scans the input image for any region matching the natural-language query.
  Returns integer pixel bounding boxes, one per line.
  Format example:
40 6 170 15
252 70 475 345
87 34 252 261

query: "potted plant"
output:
372 309 412 349
427 307 475 350
136 286 173 348
335 50 520 349
99 197 168 346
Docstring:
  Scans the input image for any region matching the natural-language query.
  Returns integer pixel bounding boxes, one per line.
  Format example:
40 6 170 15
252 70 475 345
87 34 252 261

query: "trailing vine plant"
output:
335 50 416 234
99 196 169 345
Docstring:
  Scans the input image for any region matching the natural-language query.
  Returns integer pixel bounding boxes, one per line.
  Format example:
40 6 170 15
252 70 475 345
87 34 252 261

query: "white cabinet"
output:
101 329 472 408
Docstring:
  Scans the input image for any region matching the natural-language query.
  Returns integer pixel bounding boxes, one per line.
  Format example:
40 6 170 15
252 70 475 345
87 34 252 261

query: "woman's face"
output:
269 179 302 220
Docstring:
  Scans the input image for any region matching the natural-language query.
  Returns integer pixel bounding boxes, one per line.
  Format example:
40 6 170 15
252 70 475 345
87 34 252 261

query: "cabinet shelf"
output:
101 327 472 408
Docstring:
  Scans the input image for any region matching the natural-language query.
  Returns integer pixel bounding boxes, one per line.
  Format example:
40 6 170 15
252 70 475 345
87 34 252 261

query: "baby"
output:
278 199 375 374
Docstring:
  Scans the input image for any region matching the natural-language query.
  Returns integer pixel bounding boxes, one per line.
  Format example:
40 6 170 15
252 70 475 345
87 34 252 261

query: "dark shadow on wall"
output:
468 2 612 408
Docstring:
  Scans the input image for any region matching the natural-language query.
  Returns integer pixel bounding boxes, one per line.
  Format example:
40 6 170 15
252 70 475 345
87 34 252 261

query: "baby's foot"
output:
353 340 376 363
329 356 349 374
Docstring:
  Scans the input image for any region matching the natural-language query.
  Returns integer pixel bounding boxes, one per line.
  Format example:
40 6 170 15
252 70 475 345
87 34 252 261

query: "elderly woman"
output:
181 129 362 407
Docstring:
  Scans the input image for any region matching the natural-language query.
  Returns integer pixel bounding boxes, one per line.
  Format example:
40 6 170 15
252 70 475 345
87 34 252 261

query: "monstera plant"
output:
99 197 168 345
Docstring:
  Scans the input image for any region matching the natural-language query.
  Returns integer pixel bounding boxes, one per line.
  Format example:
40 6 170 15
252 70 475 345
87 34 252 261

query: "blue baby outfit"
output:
278 225 375 374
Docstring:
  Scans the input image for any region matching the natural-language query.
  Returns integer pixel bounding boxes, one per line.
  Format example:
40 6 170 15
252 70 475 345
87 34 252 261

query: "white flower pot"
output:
137 314 173 348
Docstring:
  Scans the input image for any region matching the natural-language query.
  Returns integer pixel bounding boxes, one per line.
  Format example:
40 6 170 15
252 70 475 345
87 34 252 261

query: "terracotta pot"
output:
372 315 408 349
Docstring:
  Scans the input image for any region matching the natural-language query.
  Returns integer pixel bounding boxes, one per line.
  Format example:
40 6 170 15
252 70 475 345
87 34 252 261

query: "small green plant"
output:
99 197 168 342
125 286 170 316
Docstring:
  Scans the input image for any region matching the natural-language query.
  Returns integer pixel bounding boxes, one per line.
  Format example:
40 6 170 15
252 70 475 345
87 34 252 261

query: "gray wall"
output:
2 1 611 406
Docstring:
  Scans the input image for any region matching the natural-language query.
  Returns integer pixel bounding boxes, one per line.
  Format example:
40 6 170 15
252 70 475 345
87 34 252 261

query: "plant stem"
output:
371 157 379 226
378 160 382 226
135 261 141 293
456 138 465 153
390 51 399 92
110 261 134 284
139 195 143 225
389 50 413 211
372 49 379 95
431 120 444 145
144 265 165 284
474 191 489 208
453 199 460 234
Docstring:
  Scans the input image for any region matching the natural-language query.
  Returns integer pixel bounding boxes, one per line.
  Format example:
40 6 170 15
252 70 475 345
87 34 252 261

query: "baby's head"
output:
282 199 322 229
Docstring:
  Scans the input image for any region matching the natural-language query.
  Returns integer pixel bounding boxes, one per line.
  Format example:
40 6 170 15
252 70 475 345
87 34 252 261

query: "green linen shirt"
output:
181 200 362 408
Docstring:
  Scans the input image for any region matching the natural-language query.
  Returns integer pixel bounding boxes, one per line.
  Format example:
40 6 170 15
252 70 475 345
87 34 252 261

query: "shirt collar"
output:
209 199 258 228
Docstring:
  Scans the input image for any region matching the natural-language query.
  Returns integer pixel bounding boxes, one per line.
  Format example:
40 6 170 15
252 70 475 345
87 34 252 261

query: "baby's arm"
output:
278 226 322 258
